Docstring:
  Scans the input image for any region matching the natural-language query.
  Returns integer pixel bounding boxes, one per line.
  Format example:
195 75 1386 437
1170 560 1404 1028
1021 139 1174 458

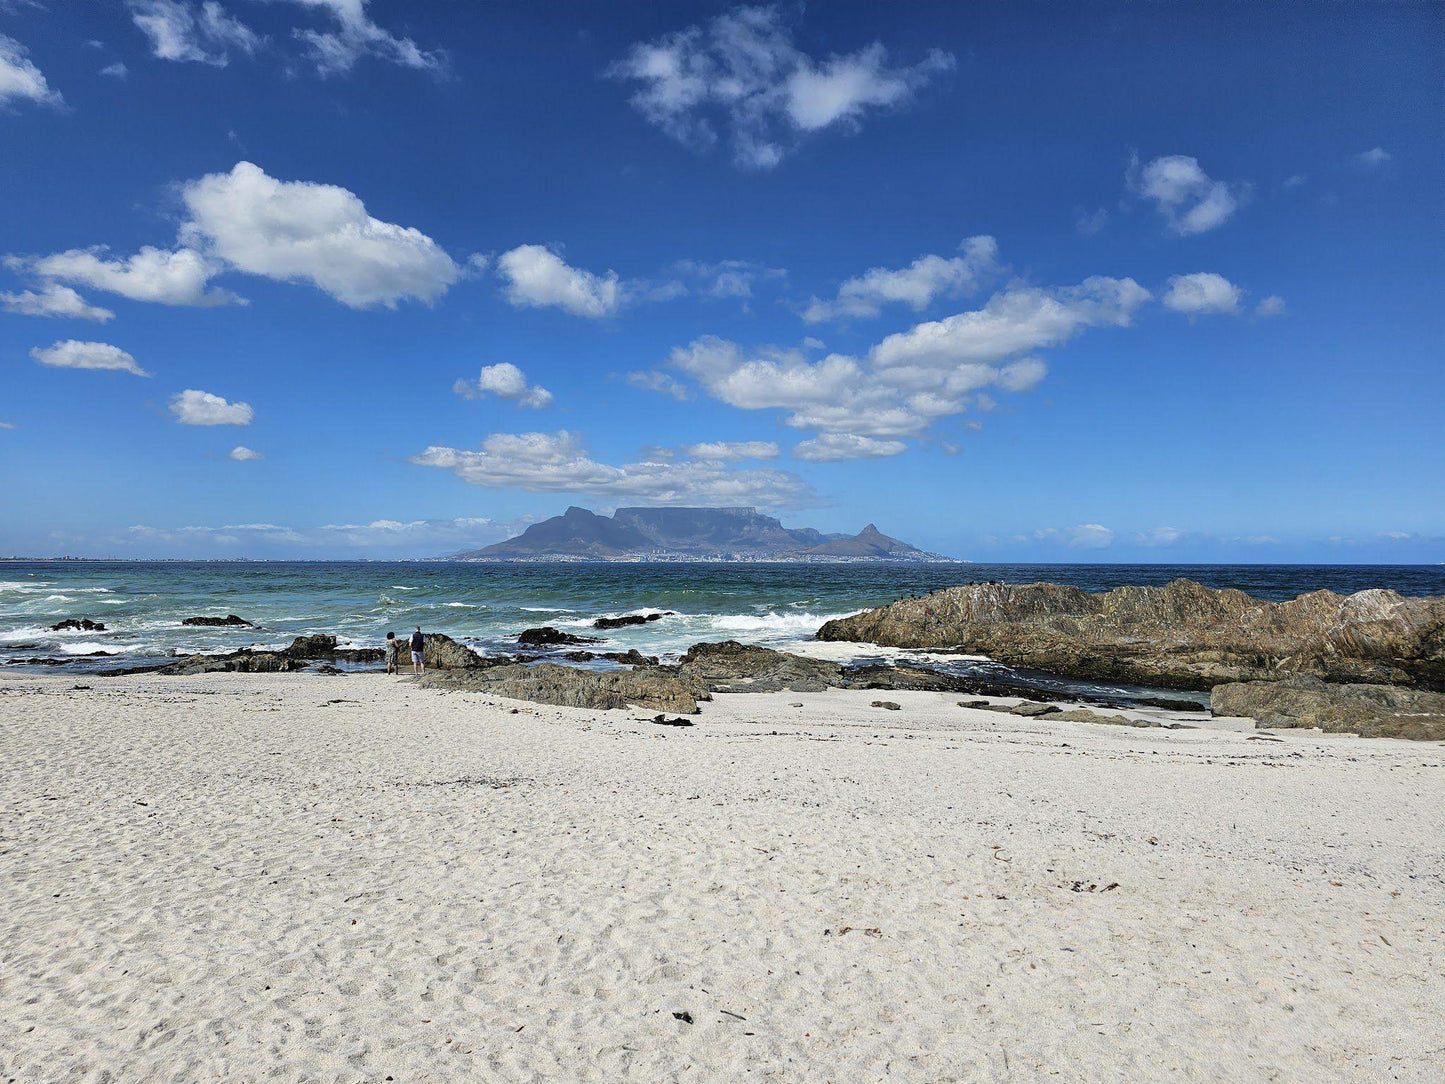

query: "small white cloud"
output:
170 388 253 426
1255 295 1286 318
801 236 999 323
179 161 460 308
12 245 239 307
1136 526 1186 546
1075 207 1108 237
1035 523 1115 549
454 362 553 409
128 1 262 67
1355 147 1391 168
0 33 64 108
793 433 906 462
229 445 264 461
669 258 787 301
30 340 149 376
99 61 129 78
1130 154 1247 236
278 0 444 76
624 369 693 401
0 420 16 429
1161 272 1242 316
1 283 114 322
683 440 780 461
495 245 622 318
609 6 952 170
1283 174 1307 189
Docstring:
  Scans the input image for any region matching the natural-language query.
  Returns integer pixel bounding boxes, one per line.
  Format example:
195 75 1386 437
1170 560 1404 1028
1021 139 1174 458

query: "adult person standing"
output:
384 631 399 676
410 626 425 675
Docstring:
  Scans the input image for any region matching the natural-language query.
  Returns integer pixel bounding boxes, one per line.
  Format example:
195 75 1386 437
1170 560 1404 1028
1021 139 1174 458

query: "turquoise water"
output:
3 561 1442 679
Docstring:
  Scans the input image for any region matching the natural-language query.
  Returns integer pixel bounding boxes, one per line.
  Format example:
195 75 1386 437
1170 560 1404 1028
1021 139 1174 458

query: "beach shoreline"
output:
2 671 1441 1081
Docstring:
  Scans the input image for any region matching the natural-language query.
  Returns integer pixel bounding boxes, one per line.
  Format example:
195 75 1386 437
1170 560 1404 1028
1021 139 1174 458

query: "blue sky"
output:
1 0 1440 561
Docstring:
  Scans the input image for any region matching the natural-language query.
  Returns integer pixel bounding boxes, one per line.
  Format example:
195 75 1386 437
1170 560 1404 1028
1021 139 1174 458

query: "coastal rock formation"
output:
182 615 255 628
50 619 105 632
159 651 306 675
517 626 599 647
678 640 844 692
418 662 706 713
593 612 672 630
818 579 1445 690
1211 677 1445 741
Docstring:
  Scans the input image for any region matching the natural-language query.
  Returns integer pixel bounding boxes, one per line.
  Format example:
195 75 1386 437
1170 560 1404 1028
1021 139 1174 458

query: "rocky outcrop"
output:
594 612 673 630
678 640 844 692
182 614 255 628
818 579 1445 691
50 619 106 632
418 663 707 713
1211 677 1445 741
517 626 599 647
157 651 307 675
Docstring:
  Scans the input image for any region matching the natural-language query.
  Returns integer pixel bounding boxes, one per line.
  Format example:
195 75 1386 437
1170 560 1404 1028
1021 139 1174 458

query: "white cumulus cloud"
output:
454 362 553 409
495 245 623 318
30 340 149 376
229 445 264 461
0 33 64 108
1355 147 1391 168
411 430 816 508
179 161 460 308
655 275 1148 448
170 388 253 426
1161 272 1242 316
10 246 238 307
609 5 953 169
0 283 114 322
801 236 999 322
793 433 906 462
1130 154 1247 236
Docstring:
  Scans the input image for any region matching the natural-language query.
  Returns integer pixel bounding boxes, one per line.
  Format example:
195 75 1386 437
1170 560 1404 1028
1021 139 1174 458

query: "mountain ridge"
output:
450 506 959 563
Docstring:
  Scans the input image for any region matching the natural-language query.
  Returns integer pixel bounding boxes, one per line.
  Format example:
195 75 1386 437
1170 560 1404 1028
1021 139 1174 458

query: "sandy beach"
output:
2 672 1442 1082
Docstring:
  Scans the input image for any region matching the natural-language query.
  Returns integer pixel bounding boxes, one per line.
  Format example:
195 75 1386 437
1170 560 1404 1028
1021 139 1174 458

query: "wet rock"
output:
1211 676 1445 741
181 614 255 628
517 626 600 647
593 612 674 630
418 663 706 713
604 649 659 667
285 633 339 659
50 618 106 632
818 579 1445 690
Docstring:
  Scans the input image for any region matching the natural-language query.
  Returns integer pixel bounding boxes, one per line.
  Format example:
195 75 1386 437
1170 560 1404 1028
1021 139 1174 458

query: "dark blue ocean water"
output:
3 561 1441 677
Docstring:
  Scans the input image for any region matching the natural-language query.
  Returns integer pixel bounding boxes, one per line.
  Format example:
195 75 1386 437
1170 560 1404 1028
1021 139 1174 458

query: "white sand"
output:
2 673 1442 1083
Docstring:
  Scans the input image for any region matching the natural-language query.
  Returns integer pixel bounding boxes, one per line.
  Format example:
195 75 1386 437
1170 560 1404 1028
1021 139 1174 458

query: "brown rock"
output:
1211 676 1445 740
818 579 1445 690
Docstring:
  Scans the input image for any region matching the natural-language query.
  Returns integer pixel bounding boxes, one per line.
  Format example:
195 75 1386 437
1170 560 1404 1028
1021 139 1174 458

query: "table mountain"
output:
451 506 954 562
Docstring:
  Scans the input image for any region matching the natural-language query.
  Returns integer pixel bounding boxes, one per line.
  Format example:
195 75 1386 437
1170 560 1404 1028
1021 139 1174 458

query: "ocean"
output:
4 560 1443 696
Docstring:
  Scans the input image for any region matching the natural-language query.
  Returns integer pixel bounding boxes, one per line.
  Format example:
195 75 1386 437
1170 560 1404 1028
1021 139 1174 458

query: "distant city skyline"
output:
2 1 1440 561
